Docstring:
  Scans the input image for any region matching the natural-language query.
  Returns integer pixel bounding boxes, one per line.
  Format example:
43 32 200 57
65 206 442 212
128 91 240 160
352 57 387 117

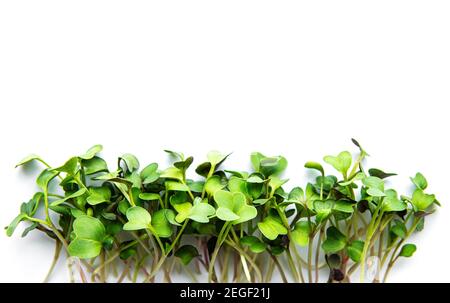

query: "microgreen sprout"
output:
6 140 440 283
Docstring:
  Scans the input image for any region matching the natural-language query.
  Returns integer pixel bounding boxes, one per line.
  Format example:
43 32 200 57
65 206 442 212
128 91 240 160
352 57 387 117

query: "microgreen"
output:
6 140 440 283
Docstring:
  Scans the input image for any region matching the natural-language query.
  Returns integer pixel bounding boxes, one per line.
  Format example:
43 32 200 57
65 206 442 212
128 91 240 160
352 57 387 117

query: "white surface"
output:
0 0 449 282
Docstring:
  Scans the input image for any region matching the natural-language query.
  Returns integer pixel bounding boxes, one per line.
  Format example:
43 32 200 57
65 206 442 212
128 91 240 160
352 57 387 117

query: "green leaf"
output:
333 200 354 213
174 156 194 173
390 220 407 239
368 168 396 179
50 188 87 206
383 189 407 212
399 243 417 257
205 175 226 196
257 216 287 240
138 193 161 201
216 207 240 221
291 221 312 246
165 181 189 192
250 152 266 172
140 163 159 184
68 238 102 259
5 214 26 237
72 216 106 241
411 172 428 190
15 154 46 168
164 150 184 161
173 202 192 223
36 169 59 190
313 200 333 222
362 176 385 197
347 240 364 262
189 199 216 223
151 209 173 238
304 161 324 176
82 156 108 175
52 157 78 175
123 206 151 230
259 156 288 177
161 167 184 181
323 151 352 176
175 245 199 265
322 226 346 254
240 236 267 253
207 151 230 167
214 190 257 225
79 144 103 160
268 176 288 192
411 189 435 212
86 186 111 205
119 153 140 173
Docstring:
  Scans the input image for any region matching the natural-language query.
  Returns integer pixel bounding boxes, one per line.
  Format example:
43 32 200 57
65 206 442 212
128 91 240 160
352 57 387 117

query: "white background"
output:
0 1 449 282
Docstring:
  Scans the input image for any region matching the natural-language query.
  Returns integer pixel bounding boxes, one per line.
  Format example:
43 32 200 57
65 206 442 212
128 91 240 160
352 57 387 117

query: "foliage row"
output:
6 140 440 283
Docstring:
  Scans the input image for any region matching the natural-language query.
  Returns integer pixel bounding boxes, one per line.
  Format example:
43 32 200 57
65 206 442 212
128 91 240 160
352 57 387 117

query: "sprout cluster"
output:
6 140 440 283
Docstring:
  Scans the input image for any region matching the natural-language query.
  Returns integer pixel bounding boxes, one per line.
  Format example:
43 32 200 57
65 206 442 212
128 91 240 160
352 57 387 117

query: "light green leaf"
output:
119 153 139 173
79 144 103 160
166 181 189 192
323 151 352 176
52 157 79 175
82 156 108 175
333 200 354 213
51 188 87 206
86 186 111 205
151 209 173 238
68 238 102 259
207 150 229 166
15 154 46 168
411 189 435 212
161 167 184 181
36 169 59 190
138 193 161 201
304 161 324 176
205 175 226 196
123 206 151 230
292 221 312 246
5 214 26 237
140 163 159 184
257 216 287 240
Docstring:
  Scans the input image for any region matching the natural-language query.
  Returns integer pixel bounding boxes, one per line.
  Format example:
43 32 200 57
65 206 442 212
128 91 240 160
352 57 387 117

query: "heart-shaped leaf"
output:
291 221 313 246
323 151 352 176
82 156 108 175
257 215 287 240
151 209 173 238
214 190 257 225
123 206 151 231
346 240 364 262
322 226 346 254
411 189 435 212
205 175 226 196
86 186 111 205
68 216 106 259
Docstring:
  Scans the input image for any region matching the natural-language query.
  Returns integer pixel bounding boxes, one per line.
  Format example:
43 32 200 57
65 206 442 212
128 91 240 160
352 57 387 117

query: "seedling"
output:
6 140 440 283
